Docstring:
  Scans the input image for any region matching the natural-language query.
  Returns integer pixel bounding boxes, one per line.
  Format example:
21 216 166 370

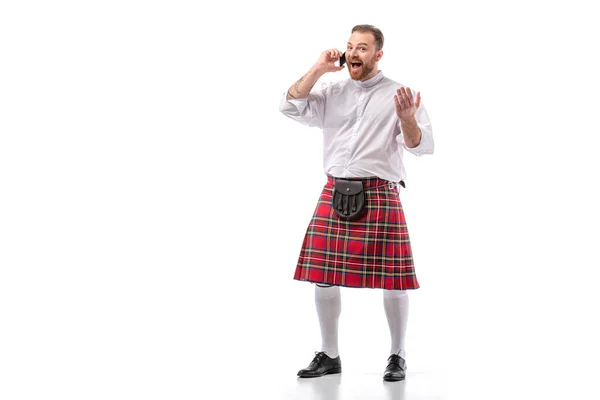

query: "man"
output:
278 24 434 382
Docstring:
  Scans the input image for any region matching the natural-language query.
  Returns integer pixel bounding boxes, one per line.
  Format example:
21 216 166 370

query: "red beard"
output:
348 55 377 81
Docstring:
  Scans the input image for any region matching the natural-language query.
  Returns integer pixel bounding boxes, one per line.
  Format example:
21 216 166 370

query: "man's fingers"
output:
327 49 342 60
395 92 403 107
397 89 408 107
396 87 421 110
397 88 408 104
403 87 413 106
405 87 414 106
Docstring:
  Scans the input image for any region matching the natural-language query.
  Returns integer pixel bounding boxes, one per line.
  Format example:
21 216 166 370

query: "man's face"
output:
346 31 381 81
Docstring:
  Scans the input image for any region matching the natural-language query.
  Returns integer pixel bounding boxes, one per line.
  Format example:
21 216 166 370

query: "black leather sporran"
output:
332 179 366 220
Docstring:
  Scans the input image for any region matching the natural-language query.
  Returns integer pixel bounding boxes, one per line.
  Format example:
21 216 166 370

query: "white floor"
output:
194 343 450 399
198 346 599 400
224 373 439 400
189 283 599 400
3 276 600 400
250 363 449 400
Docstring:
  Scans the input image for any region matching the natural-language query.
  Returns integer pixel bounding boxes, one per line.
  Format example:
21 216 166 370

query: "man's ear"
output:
376 50 383 61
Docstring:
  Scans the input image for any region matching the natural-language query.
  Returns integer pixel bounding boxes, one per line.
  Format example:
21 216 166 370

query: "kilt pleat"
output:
294 175 419 290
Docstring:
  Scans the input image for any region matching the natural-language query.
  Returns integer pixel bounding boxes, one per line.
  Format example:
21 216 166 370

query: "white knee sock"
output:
315 285 341 358
383 289 409 358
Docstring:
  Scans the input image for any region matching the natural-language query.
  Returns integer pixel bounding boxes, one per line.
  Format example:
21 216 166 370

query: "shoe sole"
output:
383 375 405 382
298 367 342 378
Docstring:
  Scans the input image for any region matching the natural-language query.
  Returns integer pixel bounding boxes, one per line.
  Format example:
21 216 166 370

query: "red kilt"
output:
294 175 419 290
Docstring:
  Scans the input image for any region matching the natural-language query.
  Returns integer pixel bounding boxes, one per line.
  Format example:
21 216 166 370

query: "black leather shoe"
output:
297 351 342 378
383 354 406 382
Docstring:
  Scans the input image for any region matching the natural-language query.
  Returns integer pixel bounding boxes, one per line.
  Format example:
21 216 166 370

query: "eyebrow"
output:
347 42 370 47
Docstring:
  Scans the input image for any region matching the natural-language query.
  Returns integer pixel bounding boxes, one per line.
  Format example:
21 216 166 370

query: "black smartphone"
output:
339 52 346 67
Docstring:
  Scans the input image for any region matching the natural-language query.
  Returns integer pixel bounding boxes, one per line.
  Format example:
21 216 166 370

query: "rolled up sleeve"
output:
278 84 327 129
400 101 434 156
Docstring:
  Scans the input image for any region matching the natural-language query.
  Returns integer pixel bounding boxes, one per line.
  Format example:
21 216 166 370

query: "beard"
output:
348 54 377 81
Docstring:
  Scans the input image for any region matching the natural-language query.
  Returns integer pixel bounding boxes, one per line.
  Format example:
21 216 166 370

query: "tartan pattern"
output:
294 175 419 290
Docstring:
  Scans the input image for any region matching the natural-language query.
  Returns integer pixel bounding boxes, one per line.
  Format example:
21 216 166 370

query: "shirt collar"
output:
351 70 385 88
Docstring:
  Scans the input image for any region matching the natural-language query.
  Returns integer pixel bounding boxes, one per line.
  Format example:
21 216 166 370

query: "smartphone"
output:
339 52 346 67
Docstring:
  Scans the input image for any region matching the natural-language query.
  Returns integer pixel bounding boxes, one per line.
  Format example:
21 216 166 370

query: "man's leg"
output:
383 289 409 381
297 284 342 378
315 284 341 358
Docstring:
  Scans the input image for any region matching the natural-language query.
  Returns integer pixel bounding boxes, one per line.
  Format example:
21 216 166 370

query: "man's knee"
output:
383 289 408 299
316 283 334 288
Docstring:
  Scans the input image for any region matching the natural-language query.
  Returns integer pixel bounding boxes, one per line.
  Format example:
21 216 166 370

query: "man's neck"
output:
361 69 380 82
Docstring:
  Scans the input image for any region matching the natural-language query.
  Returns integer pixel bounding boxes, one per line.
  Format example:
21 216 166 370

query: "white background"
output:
1 1 599 399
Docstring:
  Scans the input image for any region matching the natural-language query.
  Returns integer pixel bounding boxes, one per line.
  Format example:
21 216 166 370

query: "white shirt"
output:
278 70 434 183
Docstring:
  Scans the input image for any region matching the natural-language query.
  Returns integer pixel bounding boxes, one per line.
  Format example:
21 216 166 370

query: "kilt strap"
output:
328 175 405 190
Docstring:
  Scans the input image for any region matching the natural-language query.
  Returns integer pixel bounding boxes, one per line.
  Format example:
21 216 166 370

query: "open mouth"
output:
350 62 362 71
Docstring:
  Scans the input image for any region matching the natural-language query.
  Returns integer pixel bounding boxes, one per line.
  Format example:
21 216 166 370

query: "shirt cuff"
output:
402 125 434 156
279 91 308 113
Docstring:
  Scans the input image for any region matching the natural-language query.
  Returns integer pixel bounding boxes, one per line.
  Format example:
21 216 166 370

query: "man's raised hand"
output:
394 87 421 121
315 49 345 74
